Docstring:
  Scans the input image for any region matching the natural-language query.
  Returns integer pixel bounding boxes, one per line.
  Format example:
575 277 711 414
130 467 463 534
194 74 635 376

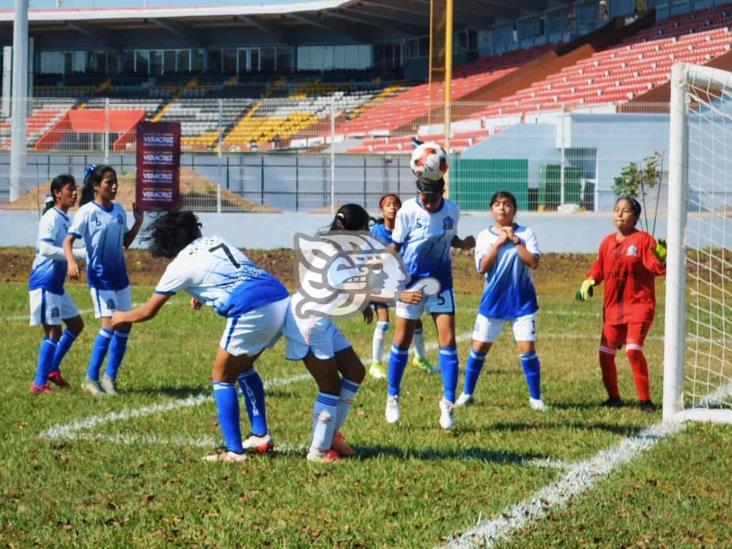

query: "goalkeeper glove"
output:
653 239 667 262
575 279 595 301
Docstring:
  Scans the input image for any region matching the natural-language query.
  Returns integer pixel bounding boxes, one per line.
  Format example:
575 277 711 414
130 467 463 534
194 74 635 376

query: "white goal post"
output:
663 62 732 424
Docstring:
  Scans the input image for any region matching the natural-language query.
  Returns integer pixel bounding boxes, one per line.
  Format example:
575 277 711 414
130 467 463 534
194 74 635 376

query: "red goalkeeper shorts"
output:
601 321 652 349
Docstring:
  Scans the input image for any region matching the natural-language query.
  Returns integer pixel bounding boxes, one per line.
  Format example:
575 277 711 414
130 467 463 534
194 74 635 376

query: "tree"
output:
613 151 664 234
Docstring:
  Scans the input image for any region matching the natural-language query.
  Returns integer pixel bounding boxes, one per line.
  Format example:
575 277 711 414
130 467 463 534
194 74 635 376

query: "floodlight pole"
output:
443 0 453 198
9 0 29 202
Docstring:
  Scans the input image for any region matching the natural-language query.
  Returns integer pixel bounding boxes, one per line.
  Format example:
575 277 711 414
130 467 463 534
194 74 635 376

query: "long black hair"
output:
43 174 76 214
615 195 642 226
329 203 372 232
144 210 202 259
80 164 116 206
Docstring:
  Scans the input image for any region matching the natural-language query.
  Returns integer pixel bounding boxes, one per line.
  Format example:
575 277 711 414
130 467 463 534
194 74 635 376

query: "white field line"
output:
445 420 686 549
40 333 474 441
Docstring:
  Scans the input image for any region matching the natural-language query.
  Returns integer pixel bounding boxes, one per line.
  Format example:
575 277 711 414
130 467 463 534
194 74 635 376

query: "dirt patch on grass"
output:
1 169 280 213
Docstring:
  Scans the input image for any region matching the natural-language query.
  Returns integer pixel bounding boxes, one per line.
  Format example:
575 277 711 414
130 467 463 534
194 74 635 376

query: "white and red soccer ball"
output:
410 141 448 181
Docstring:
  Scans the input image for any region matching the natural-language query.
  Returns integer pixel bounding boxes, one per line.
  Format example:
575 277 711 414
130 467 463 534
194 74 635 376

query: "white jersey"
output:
154 236 288 318
474 224 540 319
29 208 70 294
391 196 460 291
69 201 129 290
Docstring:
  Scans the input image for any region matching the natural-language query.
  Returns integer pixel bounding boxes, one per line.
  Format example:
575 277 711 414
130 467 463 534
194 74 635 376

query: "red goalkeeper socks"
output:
626 347 651 401
599 348 620 399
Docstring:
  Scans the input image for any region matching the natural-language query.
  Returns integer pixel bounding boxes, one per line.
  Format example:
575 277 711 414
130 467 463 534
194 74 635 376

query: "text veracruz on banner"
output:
136 121 181 211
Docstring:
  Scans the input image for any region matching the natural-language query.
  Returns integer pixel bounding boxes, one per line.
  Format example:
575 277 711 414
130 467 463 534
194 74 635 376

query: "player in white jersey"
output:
456 191 546 411
385 178 475 430
28 175 86 393
283 204 369 462
64 165 143 397
369 193 437 380
111 211 290 463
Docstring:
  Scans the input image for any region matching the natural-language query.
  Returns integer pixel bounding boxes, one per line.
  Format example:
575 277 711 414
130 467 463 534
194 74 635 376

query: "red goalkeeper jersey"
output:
587 230 666 325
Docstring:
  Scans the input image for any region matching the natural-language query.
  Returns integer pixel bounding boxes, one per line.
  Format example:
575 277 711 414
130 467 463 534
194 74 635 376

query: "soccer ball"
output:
410 141 448 181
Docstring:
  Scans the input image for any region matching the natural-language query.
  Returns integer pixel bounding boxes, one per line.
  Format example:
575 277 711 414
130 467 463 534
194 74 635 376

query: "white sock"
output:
311 392 338 452
335 378 361 432
413 328 426 360
372 321 389 364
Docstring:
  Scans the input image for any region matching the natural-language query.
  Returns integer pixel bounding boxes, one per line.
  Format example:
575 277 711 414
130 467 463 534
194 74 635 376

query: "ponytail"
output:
44 174 76 214
80 164 116 206
329 203 371 232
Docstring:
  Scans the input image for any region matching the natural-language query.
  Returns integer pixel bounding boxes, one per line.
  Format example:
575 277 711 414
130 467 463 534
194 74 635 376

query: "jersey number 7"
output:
209 243 240 268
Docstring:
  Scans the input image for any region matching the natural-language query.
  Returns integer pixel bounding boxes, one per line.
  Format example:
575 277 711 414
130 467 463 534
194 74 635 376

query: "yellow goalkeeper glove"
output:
653 239 667 262
575 279 595 301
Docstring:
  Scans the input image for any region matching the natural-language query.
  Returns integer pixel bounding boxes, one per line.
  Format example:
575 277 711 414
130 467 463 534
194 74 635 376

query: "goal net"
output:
664 63 732 423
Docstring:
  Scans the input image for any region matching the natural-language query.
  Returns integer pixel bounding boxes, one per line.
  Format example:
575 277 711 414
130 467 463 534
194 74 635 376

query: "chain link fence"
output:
0 97 673 213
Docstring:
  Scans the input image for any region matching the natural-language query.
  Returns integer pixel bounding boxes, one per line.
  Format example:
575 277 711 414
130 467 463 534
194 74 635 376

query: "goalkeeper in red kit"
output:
576 196 666 412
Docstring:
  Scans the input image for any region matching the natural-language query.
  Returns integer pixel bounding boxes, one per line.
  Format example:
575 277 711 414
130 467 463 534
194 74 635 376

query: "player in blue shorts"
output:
283 204 370 462
28 175 86 393
111 211 290 463
369 193 436 379
64 164 143 397
384 178 475 430
456 191 546 411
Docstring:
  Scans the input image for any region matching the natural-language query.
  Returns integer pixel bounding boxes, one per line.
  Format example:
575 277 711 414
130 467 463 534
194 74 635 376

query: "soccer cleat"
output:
412 356 438 375
202 450 248 463
455 393 475 407
306 449 341 463
331 431 354 458
47 370 71 389
385 395 400 424
529 397 547 412
639 400 657 413
439 397 455 430
369 361 387 380
81 377 106 397
242 433 274 454
29 382 52 394
602 397 623 408
100 374 118 396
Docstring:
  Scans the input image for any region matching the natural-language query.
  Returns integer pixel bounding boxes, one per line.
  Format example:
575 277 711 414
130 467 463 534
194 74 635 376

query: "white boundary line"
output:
40 333 474 441
446 419 686 548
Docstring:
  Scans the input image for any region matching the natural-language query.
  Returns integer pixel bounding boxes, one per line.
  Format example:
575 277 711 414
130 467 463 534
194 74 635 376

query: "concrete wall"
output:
0 209 671 253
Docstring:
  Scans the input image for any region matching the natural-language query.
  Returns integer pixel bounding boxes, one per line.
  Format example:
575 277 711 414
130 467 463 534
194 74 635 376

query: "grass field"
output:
1 249 731 547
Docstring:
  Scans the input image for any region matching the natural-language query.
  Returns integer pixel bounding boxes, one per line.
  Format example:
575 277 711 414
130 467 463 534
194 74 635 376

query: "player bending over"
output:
64 165 143 397
283 204 369 462
456 191 546 411
385 177 475 430
28 175 86 393
369 192 437 379
111 211 290 463
576 196 666 412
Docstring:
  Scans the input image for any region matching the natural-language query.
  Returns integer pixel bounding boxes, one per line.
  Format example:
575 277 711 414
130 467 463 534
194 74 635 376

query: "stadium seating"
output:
0 98 76 149
470 6 732 118
340 46 553 142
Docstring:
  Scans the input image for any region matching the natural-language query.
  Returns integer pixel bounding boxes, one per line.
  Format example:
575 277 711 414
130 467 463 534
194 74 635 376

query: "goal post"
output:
663 62 732 424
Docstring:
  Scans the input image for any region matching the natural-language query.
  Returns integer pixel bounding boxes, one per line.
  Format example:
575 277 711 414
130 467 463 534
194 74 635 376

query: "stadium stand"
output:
0 98 76 149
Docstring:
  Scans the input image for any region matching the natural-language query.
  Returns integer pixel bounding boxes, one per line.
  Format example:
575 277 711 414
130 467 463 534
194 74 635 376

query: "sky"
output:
0 0 312 8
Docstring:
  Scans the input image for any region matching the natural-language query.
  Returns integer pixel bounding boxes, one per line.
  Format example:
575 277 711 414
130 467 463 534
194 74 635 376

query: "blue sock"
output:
34 338 58 386
105 330 130 380
387 344 409 397
520 352 542 400
87 328 113 381
439 346 459 402
463 349 487 396
238 368 268 437
213 381 244 454
50 329 79 374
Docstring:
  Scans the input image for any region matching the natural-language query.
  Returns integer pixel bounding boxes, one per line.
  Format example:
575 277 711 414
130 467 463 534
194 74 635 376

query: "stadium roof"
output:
0 0 556 39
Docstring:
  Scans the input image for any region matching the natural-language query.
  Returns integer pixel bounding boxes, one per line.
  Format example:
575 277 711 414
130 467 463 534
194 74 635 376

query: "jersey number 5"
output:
209 243 240 268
